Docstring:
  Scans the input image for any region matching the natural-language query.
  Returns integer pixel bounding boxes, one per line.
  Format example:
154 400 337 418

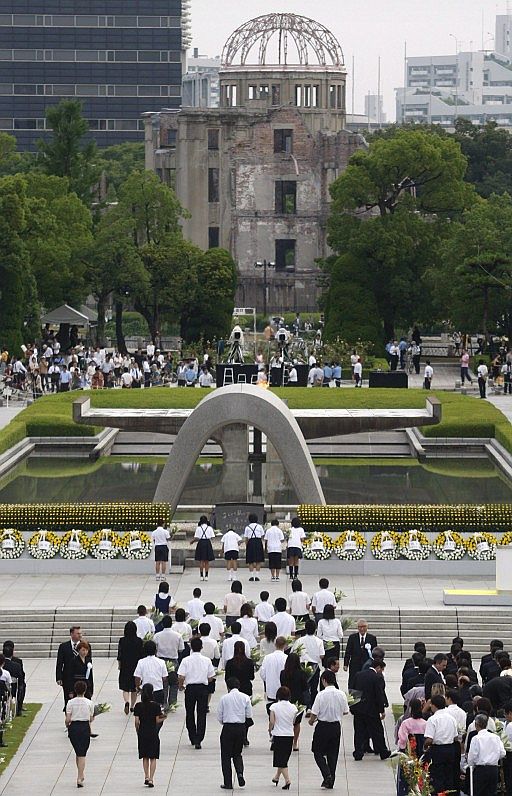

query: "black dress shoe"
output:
380 751 391 760
195 743 202 749
90 733 98 738
238 777 245 787
220 786 232 790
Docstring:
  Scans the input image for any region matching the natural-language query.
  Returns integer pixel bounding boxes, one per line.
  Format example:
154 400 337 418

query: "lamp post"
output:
254 259 275 320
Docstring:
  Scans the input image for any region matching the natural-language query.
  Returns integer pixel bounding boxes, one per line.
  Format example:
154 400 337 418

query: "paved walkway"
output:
0 656 401 796
0 571 495 610
0 404 24 431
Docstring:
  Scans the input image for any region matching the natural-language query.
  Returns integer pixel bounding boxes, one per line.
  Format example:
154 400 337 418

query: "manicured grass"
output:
1 388 511 454
0 703 42 774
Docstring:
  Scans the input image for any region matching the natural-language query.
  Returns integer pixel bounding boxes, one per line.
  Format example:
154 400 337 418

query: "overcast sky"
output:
190 0 503 120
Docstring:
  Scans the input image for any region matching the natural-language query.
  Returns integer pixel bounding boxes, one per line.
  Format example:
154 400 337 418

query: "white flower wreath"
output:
0 528 25 559
60 530 90 560
433 530 466 561
90 529 119 560
399 529 431 561
303 533 331 561
370 531 400 561
466 532 496 561
333 531 366 561
28 529 60 560
120 531 152 560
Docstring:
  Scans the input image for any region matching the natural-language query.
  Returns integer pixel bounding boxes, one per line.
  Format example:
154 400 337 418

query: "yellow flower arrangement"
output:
89 529 121 560
0 528 25 559
465 531 497 561
433 530 466 560
303 532 332 561
498 532 512 546
119 531 152 560
398 530 431 561
370 530 401 560
0 503 171 532
28 529 61 559
333 531 366 561
60 530 91 560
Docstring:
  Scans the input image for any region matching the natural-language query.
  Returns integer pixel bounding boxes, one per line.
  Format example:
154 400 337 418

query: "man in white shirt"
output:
146 342 155 360
260 637 287 705
186 588 206 621
221 622 251 668
151 523 170 580
270 598 296 638
477 359 489 399
198 624 220 662
424 360 433 390
309 670 349 788
467 713 505 795
199 368 214 388
353 358 363 387
265 521 284 581
308 364 324 387
154 616 184 704
312 579 337 623
202 603 225 641
423 694 459 794
217 677 252 789
287 363 298 386
120 368 133 388
178 637 215 748
445 690 467 734
255 593 275 623
221 529 242 581
133 606 155 639
134 641 168 705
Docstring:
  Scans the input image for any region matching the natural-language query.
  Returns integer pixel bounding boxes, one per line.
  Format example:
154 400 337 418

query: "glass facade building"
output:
0 1 182 150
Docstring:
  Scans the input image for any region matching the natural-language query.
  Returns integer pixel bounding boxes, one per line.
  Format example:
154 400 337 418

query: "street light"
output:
254 259 275 320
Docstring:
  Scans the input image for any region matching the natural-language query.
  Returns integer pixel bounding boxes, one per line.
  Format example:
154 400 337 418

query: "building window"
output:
275 181 297 214
312 85 319 107
303 85 311 107
275 240 296 271
295 85 302 106
271 84 281 105
225 85 237 106
208 168 219 203
208 129 219 150
208 227 220 248
329 85 336 108
166 129 177 146
274 129 293 153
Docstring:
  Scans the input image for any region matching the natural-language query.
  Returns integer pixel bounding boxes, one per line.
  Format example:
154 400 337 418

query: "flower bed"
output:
298 503 512 534
332 531 366 560
0 503 171 533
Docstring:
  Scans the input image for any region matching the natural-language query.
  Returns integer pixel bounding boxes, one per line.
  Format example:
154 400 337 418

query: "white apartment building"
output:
182 50 220 107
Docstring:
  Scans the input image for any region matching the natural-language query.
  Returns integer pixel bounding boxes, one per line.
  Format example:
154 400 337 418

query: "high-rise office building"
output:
0 1 183 150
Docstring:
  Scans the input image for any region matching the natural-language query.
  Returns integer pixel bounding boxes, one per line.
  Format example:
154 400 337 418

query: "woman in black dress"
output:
72 641 94 699
118 620 143 714
133 683 166 788
190 515 215 581
280 652 309 751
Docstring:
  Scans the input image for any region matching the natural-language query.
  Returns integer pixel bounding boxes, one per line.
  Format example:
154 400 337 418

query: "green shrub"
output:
25 419 98 437
0 421 26 456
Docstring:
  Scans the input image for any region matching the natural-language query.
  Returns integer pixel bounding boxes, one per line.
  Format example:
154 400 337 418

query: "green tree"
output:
23 172 93 308
436 193 512 336
38 99 100 202
324 128 472 341
114 170 185 246
321 254 382 343
454 120 512 198
0 175 38 353
96 142 145 197
86 214 149 350
181 248 238 343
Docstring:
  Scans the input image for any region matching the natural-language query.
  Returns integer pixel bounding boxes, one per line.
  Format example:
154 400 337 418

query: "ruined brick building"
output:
144 13 363 313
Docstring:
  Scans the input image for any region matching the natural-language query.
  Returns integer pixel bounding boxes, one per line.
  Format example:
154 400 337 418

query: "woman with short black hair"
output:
133 683 166 788
117 620 143 714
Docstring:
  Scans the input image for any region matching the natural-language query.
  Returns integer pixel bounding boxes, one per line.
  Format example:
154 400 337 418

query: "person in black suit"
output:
401 642 426 677
480 640 504 684
483 655 512 713
55 626 92 708
424 654 447 700
2 641 25 716
351 661 391 761
72 641 94 699
343 619 378 689
400 652 425 696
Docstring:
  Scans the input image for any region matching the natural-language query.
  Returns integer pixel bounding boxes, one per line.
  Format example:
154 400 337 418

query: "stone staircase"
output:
3 606 512 660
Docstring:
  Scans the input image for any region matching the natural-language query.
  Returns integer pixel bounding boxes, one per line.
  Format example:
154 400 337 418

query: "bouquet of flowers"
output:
333 587 345 603
27 529 60 560
0 528 25 559
432 530 466 561
89 529 120 560
162 703 179 715
390 736 431 795
149 607 165 625
399 530 431 561
332 531 366 561
303 532 331 561
465 531 497 561
347 690 362 708
60 530 90 560
250 648 263 669
342 616 355 632
120 531 152 560
250 696 263 707
165 660 175 674
93 702 112 717
370 530 400 560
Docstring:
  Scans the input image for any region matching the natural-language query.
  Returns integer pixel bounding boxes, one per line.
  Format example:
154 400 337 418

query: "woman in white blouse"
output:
286 518 306 579
223 581 247 629
239 603 259 649
288 579 310 623
259 621 277 657
269 686 298 789
65 679 95 788
316 604 343 661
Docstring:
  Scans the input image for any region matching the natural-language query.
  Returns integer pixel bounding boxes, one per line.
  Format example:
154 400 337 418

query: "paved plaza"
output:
0 570 496 795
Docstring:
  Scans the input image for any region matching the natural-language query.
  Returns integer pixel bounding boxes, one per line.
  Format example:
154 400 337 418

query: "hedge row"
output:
0 503 171 532
298 503 512 533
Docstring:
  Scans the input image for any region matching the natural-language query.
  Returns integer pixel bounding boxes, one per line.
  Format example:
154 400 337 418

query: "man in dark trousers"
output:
343 619 378 689
309 669 349 788
483 654 512 713
351 660 391 761
424 653 447 699
217 677 252 789
55 625 92 707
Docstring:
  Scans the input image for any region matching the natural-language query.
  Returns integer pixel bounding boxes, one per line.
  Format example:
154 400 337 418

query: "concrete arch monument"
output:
153 384 325 513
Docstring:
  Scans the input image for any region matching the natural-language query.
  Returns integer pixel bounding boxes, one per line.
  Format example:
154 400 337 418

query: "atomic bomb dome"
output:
221 13 344 68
